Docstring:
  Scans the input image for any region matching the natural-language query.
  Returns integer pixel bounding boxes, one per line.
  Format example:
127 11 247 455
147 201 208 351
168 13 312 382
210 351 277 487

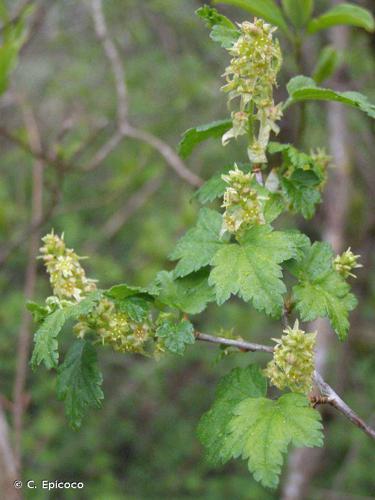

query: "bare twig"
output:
86 0 202 187
195 332 375 442
313 372 375 440
88 175 163 253
0 125 72 172
12 102 44 472
125 126 202 187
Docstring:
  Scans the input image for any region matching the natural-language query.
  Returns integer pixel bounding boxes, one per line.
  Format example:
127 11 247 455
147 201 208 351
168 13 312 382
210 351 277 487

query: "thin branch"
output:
196 332 273 354
125 126 202 187
0 125 73 172
313 372 375 440
86 0 202 187
88 175 163 253
12 101 44 472
91 0 128 128
195 332 375 441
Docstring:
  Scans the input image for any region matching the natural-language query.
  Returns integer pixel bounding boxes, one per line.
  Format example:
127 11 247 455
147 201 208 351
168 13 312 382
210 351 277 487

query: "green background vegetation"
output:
0 0 374 498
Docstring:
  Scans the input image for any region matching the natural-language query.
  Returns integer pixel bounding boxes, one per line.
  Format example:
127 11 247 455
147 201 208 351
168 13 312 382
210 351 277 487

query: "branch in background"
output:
12 101 44 472
283 6 352 498
195 333 375 441
88 175 163 253
91 0 128 128
0 403 19 500
125 126 202 187
0 173 60 269
0 125 73 172
87 0 202 187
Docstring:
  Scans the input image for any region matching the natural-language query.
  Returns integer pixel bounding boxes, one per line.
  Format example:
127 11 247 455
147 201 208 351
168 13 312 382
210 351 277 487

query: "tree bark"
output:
282 14 351 500
0 403 20 499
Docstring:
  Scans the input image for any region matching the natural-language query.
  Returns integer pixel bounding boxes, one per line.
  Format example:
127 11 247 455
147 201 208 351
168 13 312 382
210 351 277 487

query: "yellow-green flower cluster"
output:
40 231 153 355
221 164 267 235
74 298 152 354
39 232 96 303
334 248 362 279
264 321 316 394
221 18 282 163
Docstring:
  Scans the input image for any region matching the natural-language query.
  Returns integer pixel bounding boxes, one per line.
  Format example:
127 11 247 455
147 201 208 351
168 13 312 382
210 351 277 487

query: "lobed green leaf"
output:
154 269 215 315
223 393 324 488
56 340 104 430
156 318 195 355
291 242 358 340
31 309 66 370
197 365 267 465
170 208 229 278
208 226 297 316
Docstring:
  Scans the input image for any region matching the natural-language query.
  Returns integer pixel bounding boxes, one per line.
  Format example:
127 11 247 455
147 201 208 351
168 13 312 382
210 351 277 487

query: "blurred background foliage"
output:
0 0 374 498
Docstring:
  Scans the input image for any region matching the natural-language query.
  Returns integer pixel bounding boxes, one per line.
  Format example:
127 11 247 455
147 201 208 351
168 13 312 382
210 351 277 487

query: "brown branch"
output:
87 175 163 253
86 0 202 187
313 372 375 441
0 403 19 500
12 101 44 473
91 0 128 128
0 125 73 172
194 332 375 441
125 126 202 187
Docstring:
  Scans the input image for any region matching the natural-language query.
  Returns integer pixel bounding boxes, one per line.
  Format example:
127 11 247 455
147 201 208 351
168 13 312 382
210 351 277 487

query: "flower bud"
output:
334 248 362 279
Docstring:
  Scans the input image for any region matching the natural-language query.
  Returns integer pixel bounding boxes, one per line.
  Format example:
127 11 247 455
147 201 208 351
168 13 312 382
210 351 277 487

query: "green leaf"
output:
291 242 357 340
312 45 339 84
307 3 375 34
195 172 227 204
196 6 240 48
283 230 311 263
31 309 66 370
170 208 229 278
66 290 103 320
115 296 151 322
286 76 375 119
56 340 104 430
197 365 267 465
223 393 323 489
194 164 252 205
156 318 195 355
281 177 321 219
26 301 49 323
106 283 153 300
282 0 314 28
210 24 241 48
214 0 290 34
209 226 297 316
0 7 32 95
196 5 236 29
0 42 19 95
154 270 215 315
178 120 231 159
